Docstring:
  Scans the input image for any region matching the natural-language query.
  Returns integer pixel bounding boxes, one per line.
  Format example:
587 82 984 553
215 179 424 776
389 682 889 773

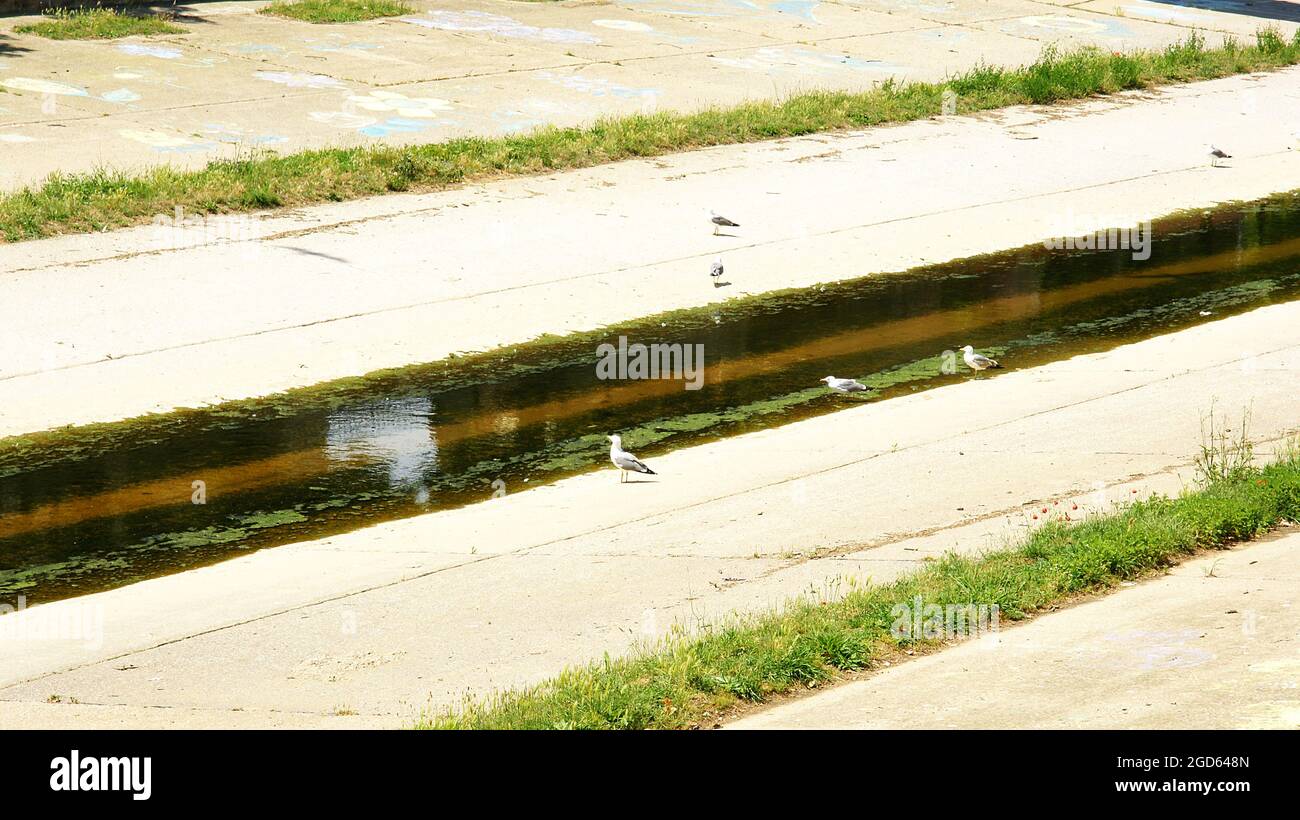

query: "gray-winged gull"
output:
710 210 739 235
608 434 657 483
1209 145 1231 167
960 344 1002 371
821 376 868 393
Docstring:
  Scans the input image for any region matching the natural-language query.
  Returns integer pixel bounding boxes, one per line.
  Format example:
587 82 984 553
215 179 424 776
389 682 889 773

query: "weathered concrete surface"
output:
3 0 1293 189
4 68 1300 439
729 526 1300 730
1 302 1296 728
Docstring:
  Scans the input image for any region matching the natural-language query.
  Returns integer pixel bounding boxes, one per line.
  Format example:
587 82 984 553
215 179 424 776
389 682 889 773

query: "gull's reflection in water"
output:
324 397 439 499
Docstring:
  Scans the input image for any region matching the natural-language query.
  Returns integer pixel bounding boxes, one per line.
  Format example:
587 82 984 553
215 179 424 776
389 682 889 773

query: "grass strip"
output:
13 7 184 40
3 29 1300 242
258 0 414 24
419 441 1300 729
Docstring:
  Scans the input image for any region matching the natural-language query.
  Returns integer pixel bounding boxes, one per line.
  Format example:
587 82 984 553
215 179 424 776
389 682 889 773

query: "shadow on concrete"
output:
0 4 225 64
280 246 353 266
133 2 226 26
1145 0 1300 25
1 1 234 23
0 32 32 55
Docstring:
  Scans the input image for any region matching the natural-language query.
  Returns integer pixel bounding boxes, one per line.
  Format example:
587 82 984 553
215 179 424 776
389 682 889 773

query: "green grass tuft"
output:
259 0 414 23
14 7 184 40
419 443 1300 729
3 29 1300 242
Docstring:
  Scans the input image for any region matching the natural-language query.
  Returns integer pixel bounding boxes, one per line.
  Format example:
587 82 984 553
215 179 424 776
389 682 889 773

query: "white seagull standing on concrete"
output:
1209 144 1231 167
821 376 868 393
710 210 739 235
608 434 656 483
960 345 1002 372
710 256 724 283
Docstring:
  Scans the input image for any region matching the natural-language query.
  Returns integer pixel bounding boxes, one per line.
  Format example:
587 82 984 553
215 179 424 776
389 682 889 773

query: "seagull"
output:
710 210 739 235
960 345 1002 372
710 256 724 281
821 376 868 393
1209 145 1231 167
608 434 656 483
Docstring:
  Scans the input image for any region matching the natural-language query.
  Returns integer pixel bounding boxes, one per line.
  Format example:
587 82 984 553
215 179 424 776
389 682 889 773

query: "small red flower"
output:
1071 503 1078 510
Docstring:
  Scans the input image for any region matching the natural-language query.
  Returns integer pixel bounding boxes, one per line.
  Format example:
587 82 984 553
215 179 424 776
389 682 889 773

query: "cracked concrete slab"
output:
2 0 1293 189
729 526 1300 729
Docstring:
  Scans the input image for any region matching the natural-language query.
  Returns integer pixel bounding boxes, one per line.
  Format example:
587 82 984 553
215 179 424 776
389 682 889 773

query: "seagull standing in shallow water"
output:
821 376 868 393
960 345 1002 372
1209 145 1231 167
608 434 656 483
710 210 739 235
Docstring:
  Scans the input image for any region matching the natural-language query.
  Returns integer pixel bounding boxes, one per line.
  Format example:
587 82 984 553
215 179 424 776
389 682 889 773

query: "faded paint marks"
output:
306 39 383 54
1008 15 1134 38
346 90 453 118
1 78 88 96
711 47 904 75
256 71 347 89
621 0 822 22
592 19 655 32
118 129 215 153
400 11 601 44
769 0 820 22
101 88 142 104
536 71 660 100
115 43 225 68
202 123 289 146
309 90 456 138
1118 3 1214 25
309 111 377 130
845 0 956 14
237 43 288 55
117 44 183 60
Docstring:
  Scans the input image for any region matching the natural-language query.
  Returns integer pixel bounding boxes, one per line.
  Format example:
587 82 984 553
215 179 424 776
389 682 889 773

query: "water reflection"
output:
324 396 440 489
